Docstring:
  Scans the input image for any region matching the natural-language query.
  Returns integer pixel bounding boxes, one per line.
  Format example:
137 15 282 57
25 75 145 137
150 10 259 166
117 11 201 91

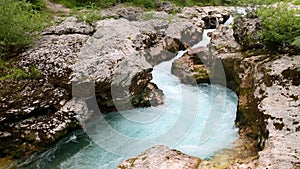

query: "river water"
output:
21 18 239 169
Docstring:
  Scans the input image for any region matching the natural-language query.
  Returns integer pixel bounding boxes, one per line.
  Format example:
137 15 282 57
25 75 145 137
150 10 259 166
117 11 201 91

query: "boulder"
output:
211 25 241 53
171 47 211 85
157 1 180 14
101 5 144 21
233 17 264 51
43 16 94 35
117 145 201 169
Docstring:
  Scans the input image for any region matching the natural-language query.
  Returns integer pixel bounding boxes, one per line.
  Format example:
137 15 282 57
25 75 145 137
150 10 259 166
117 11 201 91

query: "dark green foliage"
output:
227 0 291 5
256 3 300 53
26 0 46 10
130 0 156 8
51 0 117 8
0 0 47 59
52 0 157 9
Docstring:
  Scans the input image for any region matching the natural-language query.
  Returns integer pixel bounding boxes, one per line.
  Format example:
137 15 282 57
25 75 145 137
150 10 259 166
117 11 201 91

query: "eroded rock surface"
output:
212 18 300 168
0 17 91 158
213 19 300 169
0 10 203 158
171 47 211 84
117 145 201 169
169 15 300 168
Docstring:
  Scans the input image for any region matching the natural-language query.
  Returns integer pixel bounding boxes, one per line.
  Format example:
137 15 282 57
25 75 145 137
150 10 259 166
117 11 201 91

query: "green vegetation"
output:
0 0 48 59
141 12 155 20
233 1 300 53
294 0 300 5
26 0 46 10
49 0 299 9
127 0 156 9
51 0 157 9
77 10 103 24
256 3 300 53
0 59 42 80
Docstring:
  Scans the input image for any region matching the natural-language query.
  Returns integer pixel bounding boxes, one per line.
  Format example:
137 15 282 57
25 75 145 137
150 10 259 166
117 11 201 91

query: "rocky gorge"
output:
0 2 299 169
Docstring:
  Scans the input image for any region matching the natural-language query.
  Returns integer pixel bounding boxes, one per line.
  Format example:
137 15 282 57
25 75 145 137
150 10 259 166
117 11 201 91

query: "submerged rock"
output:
117 145 201 169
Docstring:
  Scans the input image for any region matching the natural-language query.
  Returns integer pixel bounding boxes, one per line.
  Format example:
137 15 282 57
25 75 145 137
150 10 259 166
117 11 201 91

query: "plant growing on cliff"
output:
0 0 47 59
141 12 155 20
77 10 103 25
0 59 43 80
256 3 300 53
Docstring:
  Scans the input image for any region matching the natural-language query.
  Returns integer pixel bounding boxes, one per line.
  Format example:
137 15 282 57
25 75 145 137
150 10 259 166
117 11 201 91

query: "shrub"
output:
26 0 46 10
0 0 47 59
294 0 300 5
256 3 300 52
77 11 103 25
51 0 118 8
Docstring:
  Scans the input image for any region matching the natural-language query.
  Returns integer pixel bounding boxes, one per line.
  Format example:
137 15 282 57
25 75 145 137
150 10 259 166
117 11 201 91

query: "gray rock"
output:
101 5 144 21
0 17 90 157
211 24 240 53
171 48 211 85
233 17 263 51
177 6 231 28
43 17 94 35
117 145 201 169
157 1 180 14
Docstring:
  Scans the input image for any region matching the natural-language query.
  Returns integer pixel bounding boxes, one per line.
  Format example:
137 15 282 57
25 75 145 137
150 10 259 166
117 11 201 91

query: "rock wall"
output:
170 16 300 168
213 20 300 169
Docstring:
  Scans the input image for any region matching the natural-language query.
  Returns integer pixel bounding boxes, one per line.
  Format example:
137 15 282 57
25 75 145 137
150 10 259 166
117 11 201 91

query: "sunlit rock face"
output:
117 145 201 169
